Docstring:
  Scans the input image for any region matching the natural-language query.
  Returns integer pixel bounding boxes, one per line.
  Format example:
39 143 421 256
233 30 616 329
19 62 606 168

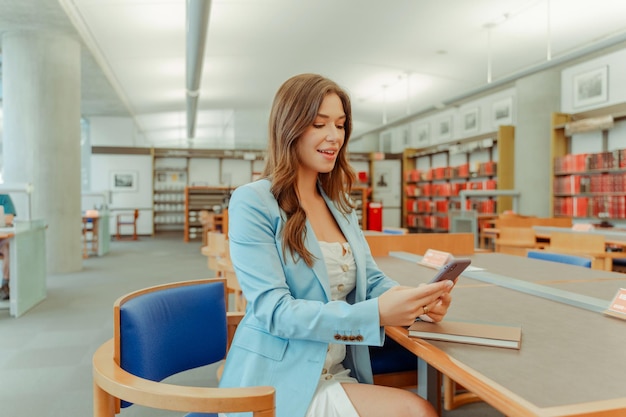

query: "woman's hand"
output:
378 281 453 327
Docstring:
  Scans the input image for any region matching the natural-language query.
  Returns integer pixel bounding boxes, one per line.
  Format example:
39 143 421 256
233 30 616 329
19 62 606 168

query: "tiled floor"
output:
0 234 503 417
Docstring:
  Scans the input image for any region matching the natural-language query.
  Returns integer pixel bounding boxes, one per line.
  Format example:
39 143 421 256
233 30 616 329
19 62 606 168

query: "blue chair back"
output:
527 250 592 268
118 280 227 410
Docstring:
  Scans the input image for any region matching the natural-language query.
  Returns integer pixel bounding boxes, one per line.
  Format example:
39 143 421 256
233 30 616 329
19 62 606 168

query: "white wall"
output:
90 117 140 147
90 154 153 235
188 158 220 186
379 88 517 153
561 48 626 113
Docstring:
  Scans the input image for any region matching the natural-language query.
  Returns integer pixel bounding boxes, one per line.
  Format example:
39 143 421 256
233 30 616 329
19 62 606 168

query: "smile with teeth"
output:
318 149 337 161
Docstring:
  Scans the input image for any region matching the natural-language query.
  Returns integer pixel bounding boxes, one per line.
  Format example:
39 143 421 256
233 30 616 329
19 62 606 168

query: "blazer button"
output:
341 335 349 341
341 264 349 272
334 334 342 340
325 374 332 380
322 368 328 374
355 335 364 342
348 335 356 341
337 283 345 291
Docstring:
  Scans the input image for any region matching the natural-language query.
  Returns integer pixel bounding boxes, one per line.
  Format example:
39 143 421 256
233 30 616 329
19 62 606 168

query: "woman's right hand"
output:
378 281 454 327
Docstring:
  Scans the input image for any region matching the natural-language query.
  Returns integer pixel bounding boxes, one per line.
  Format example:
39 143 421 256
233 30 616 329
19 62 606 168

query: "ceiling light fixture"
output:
382 85 388 125
405 71 412 115
186 0 212 140
484 22 495 84
546 0 552 61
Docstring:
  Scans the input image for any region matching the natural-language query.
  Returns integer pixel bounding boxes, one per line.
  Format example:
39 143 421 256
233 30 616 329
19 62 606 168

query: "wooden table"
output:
376 252 626 417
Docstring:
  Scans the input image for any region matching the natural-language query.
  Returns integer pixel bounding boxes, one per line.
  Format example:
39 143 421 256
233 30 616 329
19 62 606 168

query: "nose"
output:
325 126 341 142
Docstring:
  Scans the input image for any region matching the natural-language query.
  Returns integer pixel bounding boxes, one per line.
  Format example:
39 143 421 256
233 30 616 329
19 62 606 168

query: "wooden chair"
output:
546 232 607 270
533 217 573 227
115 209 139 240
92 278 275 417
364 232 475 257
217 241 246 312
199 210 214 246
201 232 227 275
494 227 539 256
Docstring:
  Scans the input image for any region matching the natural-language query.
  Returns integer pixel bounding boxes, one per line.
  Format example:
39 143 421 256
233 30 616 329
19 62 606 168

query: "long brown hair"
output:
262 73 356 266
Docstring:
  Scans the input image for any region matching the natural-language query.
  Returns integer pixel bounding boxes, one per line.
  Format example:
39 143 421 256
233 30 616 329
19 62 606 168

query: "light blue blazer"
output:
218 179 398 417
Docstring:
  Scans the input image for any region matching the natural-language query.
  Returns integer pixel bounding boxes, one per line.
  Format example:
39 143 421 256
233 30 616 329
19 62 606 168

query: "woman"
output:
219 73 453 417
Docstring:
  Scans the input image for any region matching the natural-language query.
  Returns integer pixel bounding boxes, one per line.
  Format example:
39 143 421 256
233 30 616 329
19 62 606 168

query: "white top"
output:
317 241 357 376
303 241 360 417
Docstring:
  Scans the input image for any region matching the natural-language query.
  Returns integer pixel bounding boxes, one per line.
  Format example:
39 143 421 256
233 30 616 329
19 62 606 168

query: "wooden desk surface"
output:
376 253 626 417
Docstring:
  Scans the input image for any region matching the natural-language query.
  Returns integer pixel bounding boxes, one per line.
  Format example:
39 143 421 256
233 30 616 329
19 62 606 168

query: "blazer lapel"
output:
304 220 332 302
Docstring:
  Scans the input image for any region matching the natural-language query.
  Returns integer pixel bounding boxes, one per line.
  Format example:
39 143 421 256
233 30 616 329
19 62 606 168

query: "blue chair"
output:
527 250 592 268
370 337 417 387
92 278 275 417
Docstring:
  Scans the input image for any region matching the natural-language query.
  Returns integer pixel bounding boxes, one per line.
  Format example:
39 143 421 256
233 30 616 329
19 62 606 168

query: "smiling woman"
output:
217 74 454 417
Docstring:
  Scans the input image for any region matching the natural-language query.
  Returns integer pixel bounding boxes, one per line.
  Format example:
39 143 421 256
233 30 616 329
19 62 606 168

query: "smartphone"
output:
428 258 471 284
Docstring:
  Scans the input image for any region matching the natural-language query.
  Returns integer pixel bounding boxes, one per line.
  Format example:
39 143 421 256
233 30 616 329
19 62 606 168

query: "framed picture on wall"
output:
111 170 138 192
437 116 452 141
573 66 608 108
463 108 479 135
492 97 513 127
415 123 430 147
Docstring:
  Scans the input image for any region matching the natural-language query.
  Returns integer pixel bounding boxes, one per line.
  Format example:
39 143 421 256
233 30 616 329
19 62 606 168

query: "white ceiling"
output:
3 0 626 149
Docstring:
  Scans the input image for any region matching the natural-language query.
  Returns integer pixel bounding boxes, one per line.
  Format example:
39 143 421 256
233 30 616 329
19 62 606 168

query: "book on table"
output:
408 319 522 350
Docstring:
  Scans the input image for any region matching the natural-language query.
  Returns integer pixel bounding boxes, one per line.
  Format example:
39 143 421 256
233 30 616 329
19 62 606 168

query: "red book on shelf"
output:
573 197 588 217
484 179 497 190
456 164 469 178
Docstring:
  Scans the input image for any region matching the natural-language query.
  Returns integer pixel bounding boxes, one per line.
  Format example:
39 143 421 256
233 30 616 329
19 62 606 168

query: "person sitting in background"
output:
0 194 16 300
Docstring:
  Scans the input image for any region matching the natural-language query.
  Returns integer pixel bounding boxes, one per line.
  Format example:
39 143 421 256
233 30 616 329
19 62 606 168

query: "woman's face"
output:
296 93 346 178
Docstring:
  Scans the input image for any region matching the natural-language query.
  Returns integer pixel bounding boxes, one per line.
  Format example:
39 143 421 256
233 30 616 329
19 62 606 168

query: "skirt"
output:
305 368 360 417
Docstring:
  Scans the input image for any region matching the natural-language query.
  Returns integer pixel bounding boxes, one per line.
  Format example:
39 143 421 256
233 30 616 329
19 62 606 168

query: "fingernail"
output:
444 280 454 287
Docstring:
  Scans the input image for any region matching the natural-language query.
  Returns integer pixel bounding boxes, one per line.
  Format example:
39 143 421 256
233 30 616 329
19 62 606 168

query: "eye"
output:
313 123 324 129
336 125 345 130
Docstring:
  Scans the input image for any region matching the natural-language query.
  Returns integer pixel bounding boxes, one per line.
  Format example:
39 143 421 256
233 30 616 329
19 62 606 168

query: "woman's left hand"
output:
420 290 451 322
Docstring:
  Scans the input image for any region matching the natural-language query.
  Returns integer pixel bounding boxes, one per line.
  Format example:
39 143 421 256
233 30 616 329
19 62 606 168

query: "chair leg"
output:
443 375 481 410
93 383 116 417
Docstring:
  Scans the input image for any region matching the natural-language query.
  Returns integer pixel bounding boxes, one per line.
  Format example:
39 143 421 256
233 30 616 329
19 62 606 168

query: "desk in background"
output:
0 220 47 317
375 252 626 417
533 225 626 247
483 225 626 271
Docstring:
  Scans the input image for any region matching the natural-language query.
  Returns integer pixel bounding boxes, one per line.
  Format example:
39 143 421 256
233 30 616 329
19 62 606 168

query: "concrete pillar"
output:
515 69 561 217
2 31 83 273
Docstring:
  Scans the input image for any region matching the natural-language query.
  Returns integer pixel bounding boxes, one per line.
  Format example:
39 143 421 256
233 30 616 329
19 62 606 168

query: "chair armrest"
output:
226 312 245 350
93 339 274 415
227 311 245 324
